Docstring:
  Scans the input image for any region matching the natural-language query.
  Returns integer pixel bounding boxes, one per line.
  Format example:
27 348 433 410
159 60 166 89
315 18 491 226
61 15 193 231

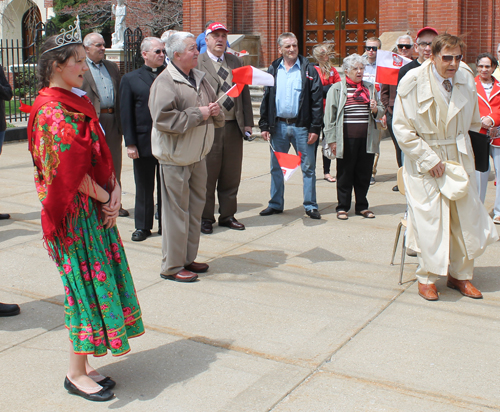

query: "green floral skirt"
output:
48 196 144 356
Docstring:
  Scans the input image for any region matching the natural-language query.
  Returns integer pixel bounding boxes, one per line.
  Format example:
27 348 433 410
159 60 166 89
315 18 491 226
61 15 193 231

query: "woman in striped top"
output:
323 54 385 220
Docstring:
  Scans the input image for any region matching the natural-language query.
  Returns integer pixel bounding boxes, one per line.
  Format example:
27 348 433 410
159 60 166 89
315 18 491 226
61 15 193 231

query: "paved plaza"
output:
1 137 499 411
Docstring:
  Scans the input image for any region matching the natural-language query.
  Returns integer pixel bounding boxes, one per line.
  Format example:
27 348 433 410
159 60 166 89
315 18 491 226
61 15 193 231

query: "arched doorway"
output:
293 0 379 63
22 5 42 62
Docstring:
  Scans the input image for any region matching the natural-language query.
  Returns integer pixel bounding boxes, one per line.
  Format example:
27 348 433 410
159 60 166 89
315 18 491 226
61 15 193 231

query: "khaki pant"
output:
416 201 474 284
160 160 207 275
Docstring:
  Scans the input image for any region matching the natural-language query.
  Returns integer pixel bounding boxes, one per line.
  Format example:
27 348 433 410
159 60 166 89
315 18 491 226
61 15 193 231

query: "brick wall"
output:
183 0 290 66
379 0 497 62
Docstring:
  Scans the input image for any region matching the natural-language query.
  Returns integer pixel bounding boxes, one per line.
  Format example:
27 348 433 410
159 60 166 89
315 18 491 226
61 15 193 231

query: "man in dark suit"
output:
120 37 165 241
81 32 128 217
197 22 254 234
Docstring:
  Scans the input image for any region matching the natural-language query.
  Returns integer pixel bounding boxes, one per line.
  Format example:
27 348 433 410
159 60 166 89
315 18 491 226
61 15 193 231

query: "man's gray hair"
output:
342 53 368 72
141 37 162 53
277 32 297 48
166 32 195 60
396 34 413 46
83 33 104 47
161 30 178 44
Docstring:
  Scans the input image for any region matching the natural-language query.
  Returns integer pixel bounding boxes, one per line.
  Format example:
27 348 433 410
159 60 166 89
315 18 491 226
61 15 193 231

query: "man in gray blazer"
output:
197 22 254 234
82 33 128 216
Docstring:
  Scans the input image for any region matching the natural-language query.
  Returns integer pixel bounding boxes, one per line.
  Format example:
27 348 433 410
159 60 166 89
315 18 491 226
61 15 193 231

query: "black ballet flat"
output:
64 376 114 402
95 376 116 390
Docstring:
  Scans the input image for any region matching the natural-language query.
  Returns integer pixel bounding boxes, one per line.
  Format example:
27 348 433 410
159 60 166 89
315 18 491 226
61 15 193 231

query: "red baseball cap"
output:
416 26 438 41
205 22 228 35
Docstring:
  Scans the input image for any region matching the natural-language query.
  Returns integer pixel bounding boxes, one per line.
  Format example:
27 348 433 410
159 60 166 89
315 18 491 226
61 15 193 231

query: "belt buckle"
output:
285 118 294 125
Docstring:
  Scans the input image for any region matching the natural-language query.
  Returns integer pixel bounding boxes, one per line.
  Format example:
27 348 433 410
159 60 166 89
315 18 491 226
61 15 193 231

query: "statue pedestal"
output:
105 48 125 73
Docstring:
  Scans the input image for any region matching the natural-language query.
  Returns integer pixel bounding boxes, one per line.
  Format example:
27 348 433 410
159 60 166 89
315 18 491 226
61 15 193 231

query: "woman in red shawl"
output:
28 34 144 401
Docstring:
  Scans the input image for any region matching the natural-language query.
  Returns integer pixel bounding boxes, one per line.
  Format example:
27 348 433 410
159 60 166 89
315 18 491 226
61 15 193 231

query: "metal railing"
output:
1 21 56 123
123 27 144 73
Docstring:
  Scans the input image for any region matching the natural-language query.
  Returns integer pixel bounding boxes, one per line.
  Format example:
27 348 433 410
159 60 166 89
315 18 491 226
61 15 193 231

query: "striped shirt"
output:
343 85 370 138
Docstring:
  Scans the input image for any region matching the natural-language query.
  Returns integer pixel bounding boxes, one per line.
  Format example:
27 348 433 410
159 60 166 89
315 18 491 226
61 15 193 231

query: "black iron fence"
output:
1 21 57 123
124 27 144 73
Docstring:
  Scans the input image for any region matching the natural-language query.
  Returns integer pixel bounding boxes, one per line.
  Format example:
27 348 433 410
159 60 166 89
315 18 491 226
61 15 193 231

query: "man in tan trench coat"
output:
393 34 498 301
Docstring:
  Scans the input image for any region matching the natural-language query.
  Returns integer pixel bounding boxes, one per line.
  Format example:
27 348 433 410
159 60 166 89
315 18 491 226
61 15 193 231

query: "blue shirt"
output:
275 58 302 118
86 57 114 109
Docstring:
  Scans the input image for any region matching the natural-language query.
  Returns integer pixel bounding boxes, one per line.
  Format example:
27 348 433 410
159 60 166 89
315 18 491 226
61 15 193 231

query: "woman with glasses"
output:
474 52 500 223
324 54 384 220
28 30 144 401
312 42 341 183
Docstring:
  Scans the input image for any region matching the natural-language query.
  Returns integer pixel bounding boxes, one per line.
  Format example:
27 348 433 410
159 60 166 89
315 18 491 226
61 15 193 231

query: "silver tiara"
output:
42 16 82 54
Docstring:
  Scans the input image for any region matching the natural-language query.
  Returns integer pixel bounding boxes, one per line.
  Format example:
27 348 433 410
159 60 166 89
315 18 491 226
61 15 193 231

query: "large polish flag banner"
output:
375 50 412 86
231 65 275 87
274 151 302 181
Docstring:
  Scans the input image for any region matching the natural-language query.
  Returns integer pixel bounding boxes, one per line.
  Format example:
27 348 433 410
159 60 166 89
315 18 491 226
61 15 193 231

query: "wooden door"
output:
303 0 378 63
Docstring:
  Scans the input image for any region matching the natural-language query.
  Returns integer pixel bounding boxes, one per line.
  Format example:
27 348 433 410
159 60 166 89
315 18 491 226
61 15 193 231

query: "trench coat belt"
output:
426 138 456 148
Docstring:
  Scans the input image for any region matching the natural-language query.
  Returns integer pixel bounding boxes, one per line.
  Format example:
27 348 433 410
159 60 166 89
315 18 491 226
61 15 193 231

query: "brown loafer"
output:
447 276 483 299
219 217 245 230
418 282 439 301
118 208 129 217
160 269 198 282
185 262 209 273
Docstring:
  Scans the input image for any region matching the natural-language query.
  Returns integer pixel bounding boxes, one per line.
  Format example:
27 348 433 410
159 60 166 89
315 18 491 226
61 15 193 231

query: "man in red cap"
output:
197 22 254 234
397 26 438 84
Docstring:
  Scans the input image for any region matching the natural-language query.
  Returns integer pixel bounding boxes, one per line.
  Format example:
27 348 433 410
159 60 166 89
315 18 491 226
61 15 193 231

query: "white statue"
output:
111 0 126 49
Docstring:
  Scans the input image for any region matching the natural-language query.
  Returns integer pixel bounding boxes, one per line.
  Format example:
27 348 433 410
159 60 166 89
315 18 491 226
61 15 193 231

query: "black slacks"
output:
386 111 403 168
133 156 161 231
336 136 374 213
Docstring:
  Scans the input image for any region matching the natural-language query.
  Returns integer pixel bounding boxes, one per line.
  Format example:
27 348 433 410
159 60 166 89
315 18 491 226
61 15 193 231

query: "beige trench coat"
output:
393 59 498 276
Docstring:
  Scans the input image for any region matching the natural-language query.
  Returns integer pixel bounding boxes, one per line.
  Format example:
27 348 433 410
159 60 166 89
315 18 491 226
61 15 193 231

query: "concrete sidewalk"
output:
1 138 499 412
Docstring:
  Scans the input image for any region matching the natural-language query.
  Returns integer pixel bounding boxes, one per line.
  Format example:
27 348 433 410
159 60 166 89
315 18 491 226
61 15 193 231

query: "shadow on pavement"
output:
104 337 228 408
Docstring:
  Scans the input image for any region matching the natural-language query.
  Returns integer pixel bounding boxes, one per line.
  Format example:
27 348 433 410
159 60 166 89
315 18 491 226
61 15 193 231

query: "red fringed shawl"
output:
28 87 115 251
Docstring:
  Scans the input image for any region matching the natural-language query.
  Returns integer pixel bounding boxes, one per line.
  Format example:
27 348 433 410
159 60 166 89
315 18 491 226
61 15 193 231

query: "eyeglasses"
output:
365 46 377 51
153 49 166 55
397 44 412 50
93 43 105 48
417 41 432 47
440 54 462 62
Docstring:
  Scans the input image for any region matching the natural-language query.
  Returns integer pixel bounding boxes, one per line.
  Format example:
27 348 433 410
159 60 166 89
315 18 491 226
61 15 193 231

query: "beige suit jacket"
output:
197 52 254 135
82 58 122 135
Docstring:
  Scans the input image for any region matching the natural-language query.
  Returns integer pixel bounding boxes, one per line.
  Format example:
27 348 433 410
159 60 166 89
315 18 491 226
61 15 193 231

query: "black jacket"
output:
397 58 421 85
259 55 323 135
0 66 12 132
119 64 165 158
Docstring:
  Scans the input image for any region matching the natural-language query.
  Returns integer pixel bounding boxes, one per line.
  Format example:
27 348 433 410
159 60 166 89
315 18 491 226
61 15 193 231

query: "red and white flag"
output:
375 50 412 86
226 48 249 57
274 151 301 181
226 83 246 98
232 65 274 86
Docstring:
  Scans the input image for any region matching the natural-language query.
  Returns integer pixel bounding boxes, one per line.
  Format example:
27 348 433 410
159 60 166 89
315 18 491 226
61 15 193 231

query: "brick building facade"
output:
182 0 499 66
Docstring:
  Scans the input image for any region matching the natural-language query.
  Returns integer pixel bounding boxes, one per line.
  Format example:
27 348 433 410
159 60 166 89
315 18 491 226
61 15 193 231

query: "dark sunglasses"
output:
397 44 412 50
440 54 462 62
365 46 378 51
153 49 166 55
417 41 432 47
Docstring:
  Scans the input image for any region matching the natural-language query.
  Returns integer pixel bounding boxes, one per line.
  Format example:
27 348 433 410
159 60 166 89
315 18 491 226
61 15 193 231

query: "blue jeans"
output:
0 130 5 155
268 121 318 211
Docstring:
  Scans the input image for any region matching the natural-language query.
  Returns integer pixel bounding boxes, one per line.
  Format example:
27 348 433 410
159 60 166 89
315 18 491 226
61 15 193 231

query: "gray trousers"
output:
100 113 122 187
202 120 243 223
160 160 207 275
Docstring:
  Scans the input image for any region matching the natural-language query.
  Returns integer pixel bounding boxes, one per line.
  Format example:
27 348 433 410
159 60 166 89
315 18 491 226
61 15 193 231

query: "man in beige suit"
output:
149 32 224 282
197 22 254 234
81 32 128 216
